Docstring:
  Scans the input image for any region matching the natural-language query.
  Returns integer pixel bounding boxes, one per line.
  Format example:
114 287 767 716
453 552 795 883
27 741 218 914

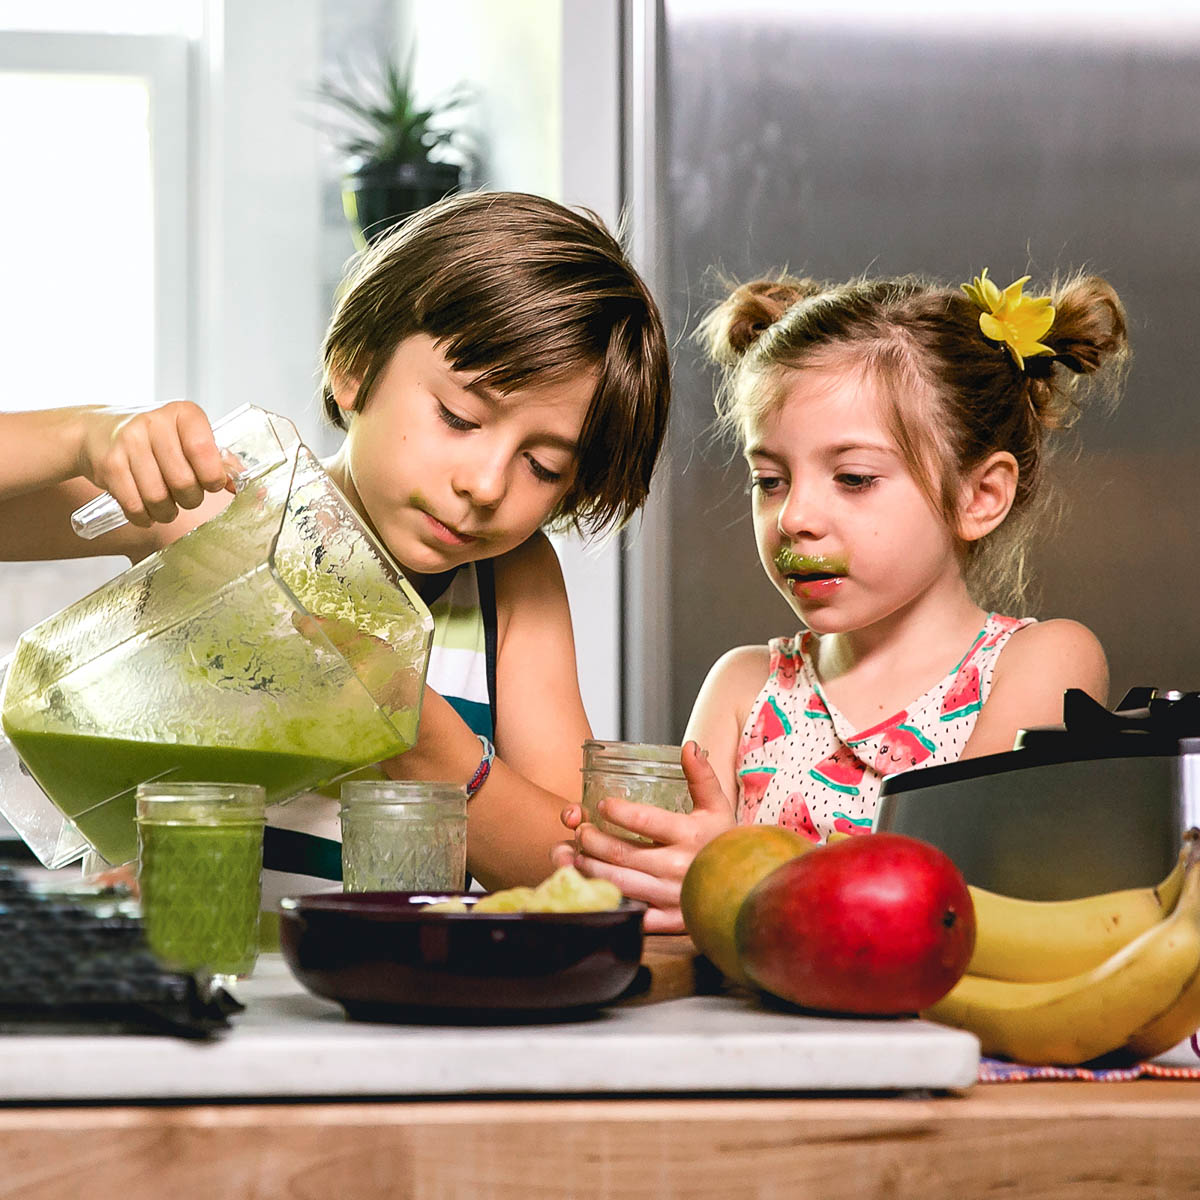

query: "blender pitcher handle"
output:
70 404 295 540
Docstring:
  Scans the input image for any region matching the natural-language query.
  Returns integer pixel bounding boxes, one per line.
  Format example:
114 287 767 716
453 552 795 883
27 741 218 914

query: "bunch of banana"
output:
923 830 1200 1065
967 842 1188 982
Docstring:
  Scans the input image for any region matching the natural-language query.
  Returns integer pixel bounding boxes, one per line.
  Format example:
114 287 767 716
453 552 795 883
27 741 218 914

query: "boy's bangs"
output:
435 317 603 394
553 310 668 537
418 260 617 393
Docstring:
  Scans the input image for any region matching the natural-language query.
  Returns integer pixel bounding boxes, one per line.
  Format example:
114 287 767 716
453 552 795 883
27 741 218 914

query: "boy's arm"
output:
470 532 594 887
962 618 1109 759
384 684 579 890
381 532 593 889
489 532 594 804
0 408 111 558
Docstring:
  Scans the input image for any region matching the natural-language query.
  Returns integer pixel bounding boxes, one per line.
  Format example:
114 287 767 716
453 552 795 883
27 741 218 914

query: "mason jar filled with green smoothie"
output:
136 782 267 979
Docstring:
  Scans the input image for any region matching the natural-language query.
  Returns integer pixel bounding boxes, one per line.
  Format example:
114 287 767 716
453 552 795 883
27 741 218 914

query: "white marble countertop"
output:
2 956 983 1102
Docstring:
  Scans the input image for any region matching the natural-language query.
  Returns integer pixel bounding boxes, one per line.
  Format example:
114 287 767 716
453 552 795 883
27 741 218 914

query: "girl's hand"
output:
79 401 231 527
551 741 737 933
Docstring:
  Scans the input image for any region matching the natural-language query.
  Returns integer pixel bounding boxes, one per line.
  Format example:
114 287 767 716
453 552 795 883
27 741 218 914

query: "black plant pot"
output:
342 161 462 247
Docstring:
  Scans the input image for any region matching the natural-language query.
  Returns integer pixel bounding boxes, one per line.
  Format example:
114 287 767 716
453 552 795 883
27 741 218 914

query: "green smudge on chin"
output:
773 548 849 576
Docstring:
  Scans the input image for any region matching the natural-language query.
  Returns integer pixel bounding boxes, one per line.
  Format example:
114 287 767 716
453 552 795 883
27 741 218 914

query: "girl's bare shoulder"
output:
963 619 1108 758
991 617 1109 711
685 643 775 767
695 643 775 711
1000 618 1107 684
708 642 774 681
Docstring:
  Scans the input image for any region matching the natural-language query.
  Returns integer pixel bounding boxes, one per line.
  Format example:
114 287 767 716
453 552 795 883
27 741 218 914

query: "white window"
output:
0 30 188 411
0 23 190 661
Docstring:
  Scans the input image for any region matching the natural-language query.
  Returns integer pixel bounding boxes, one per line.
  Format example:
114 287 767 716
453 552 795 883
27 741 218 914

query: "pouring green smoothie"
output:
0 412 433 870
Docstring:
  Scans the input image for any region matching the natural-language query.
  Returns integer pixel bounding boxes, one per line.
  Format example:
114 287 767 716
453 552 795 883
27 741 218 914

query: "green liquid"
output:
4 728 356 867
137 820 264 975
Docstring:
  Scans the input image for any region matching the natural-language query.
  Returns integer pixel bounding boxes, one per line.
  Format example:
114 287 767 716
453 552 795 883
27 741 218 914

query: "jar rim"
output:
135 781 266 822
136 782 266 800
583 739 682 757
581 740 683 771
581 763 685 781
340 779 466 807
339 802 467 820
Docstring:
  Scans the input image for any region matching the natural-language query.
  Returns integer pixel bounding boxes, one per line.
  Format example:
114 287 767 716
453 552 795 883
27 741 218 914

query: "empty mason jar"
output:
580 740 693 844
339 780 468 892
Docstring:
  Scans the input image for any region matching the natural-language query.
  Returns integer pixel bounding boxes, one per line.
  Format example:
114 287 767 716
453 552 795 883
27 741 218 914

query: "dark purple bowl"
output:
278 891 647 1023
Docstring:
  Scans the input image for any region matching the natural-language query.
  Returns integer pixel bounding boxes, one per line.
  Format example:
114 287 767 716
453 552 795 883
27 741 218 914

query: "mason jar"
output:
580 740 693 844
135 781 267 980
339 780 468 892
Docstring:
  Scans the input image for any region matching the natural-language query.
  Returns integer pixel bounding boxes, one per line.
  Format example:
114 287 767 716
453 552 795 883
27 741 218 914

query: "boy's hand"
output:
80 400 231 527
84 860 139 897
551 741 736 933
290 613 423 714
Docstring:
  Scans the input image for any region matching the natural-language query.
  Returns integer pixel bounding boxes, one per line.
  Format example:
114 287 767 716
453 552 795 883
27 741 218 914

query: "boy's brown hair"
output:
322 190 670 536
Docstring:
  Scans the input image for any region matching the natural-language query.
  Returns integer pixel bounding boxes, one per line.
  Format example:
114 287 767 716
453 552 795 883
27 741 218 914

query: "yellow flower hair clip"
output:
962 269 1056 369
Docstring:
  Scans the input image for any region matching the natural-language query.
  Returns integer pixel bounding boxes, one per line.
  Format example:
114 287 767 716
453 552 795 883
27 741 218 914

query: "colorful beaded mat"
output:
980 1035 1200 1081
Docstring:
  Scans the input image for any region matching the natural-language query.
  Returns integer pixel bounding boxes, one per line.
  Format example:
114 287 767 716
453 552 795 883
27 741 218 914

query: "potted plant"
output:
316 47 474 247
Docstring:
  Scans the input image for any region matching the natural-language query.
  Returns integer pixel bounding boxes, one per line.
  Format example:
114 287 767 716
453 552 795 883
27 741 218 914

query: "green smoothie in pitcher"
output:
3 724 396 867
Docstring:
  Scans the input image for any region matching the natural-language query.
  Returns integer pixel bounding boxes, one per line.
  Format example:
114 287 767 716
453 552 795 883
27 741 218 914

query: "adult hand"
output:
551 741 737 932
78 400 231 527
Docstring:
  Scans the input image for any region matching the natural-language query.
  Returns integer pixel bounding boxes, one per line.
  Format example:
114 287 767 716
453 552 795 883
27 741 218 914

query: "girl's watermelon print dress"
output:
735 613 1035 842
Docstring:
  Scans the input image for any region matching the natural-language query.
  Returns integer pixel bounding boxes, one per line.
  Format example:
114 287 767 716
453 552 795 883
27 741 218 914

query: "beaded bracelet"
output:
465 734 496 799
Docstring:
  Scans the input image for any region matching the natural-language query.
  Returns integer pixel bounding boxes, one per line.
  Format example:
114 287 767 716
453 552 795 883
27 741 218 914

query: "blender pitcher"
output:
0 405 434 869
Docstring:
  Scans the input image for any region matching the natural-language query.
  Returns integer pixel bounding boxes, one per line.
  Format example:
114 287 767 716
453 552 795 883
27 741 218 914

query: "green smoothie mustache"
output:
773 548 849 578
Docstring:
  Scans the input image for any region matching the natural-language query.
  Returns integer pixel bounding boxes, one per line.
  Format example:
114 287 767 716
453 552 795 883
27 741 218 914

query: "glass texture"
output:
581 742 692 844
340 782 467 892
135 782 266 977
0 73 154 409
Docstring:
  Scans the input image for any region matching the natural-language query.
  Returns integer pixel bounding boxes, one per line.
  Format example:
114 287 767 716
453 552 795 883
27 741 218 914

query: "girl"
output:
0 190 671 895
557 267 1129 931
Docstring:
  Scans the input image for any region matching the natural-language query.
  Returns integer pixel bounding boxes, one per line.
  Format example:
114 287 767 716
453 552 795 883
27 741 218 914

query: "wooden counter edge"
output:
4 1084 1200 1200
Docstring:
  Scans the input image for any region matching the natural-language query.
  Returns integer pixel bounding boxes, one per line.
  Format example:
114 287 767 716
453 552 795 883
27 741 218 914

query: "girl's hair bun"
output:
1045 274 1129 377
1024 273 1130 431
698 275 823 365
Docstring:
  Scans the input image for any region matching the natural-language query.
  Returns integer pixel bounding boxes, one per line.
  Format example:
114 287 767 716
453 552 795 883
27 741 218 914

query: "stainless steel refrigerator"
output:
630 2 1200 739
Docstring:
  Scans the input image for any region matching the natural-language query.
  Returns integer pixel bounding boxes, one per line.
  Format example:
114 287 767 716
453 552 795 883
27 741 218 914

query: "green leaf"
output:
313 41 473 170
